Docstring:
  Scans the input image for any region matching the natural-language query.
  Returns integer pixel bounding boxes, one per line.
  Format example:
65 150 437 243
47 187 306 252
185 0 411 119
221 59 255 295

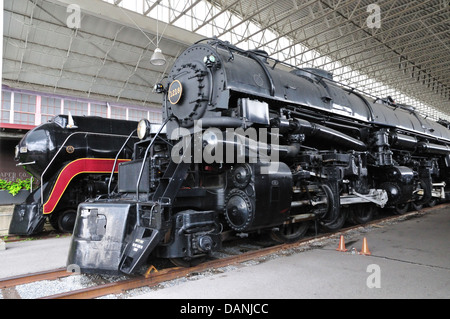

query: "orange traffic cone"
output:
359 237 371 255
336 235 348 252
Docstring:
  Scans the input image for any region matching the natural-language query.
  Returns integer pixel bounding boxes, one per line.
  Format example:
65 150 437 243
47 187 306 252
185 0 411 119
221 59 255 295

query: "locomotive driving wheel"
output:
411 179 432 211
313 184 345 231
270 221 310 243
320 207 347 231
426 198 438 207
348 204 375 224
393 202 409 215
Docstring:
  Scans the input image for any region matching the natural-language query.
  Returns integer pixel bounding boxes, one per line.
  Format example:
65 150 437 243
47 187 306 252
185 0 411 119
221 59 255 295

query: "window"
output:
149 110 162 123
41 96 62 123
128 108 148 122
64 99 88 116
90 103 108 118
1 91 12 123
111 105 127 120
14 93 36 125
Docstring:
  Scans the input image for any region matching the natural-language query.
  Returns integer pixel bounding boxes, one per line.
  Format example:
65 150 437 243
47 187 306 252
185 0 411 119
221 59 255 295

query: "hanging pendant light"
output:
150 47 166 66
117 3 166 66
150 3 166 66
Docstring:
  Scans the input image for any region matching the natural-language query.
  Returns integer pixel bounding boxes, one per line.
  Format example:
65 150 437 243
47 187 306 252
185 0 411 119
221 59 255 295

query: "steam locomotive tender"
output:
9 114 137 235
68 39 450 275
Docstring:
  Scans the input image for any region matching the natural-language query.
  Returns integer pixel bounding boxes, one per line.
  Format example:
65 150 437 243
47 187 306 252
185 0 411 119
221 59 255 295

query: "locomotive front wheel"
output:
50 208 77 233
270 221 310 243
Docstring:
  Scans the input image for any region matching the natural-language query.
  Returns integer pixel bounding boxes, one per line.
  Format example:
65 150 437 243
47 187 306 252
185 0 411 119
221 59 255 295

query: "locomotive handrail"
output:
107 129 137 197
135 116 171 201
343 88 375 122
16 161 36 166
40 131 135 205
246 51 276 97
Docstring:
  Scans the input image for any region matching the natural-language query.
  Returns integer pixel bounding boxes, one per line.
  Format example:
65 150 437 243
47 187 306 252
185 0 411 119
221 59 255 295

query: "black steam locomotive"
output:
68 39 450 275
9 114 137 235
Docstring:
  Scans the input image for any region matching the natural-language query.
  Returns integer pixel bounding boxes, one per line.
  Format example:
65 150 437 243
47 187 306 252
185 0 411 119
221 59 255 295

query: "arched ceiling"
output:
3 0 449 119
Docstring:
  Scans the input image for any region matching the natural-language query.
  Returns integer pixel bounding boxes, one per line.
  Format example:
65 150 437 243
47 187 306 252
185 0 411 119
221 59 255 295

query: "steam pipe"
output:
417 141 450 155
197 117 243 128
276 118 367 151
389 133 418 150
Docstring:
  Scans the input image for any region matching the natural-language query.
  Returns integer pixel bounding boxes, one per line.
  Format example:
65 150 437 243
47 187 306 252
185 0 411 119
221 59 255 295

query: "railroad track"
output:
3 232 71 243
0 268 72 289
0 203 446 299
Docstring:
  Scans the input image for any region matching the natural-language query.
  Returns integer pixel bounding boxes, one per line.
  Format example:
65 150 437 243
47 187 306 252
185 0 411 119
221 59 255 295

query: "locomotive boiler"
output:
9 114 137 235
68 39 450 275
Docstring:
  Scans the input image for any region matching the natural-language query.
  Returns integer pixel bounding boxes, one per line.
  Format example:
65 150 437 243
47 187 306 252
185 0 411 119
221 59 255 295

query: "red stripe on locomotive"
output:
43 158 129 214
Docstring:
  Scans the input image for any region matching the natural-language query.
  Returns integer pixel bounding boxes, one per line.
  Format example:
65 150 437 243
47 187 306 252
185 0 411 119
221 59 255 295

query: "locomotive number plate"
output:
168 80 183 105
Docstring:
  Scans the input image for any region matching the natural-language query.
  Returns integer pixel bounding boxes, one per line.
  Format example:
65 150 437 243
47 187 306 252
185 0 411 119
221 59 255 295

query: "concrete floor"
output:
0 236 71 278
133 206 450 299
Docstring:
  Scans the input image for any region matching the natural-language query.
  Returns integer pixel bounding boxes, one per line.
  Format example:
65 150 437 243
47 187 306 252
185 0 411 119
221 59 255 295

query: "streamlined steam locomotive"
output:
9 114 137 235
68 39 450 275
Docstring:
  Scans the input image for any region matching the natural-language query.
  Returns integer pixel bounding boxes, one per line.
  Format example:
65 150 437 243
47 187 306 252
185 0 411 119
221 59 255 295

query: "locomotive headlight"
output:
137 119 151 140
14 145 20 160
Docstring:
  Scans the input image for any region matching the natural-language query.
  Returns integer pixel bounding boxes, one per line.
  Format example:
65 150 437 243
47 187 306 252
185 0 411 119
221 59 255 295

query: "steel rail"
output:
0 268 72 289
